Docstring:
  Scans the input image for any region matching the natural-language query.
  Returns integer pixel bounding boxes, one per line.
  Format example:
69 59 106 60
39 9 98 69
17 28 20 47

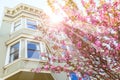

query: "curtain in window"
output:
27 42 40 59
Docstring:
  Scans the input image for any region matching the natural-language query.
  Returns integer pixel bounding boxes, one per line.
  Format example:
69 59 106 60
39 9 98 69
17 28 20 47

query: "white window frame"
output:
25 39 47 60
11 18 38 33
5 39 21 65
11 18 22 33
25 18 38 30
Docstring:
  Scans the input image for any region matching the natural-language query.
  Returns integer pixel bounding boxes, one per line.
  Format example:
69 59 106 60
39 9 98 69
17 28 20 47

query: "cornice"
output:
4 3 47 18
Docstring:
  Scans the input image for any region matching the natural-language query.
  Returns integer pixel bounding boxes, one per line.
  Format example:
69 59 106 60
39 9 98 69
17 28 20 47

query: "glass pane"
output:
27 19 37 30
9 54 14 62
14 20 21 31
27 20 36 25
14 25 21 31
9 52 19 63
70 72 78 80
27 41 40 59
27 24 37 30
9 42 19 63
14 53 19 60
10 43 19 53
27 42 39 50
27 50 40 59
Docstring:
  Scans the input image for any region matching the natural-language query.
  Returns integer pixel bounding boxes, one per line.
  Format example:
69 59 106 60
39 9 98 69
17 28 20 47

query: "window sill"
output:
9 28 39 39
3 58 47 69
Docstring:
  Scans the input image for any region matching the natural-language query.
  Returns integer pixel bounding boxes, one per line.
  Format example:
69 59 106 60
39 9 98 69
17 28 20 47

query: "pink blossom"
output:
95 40 101 47
61 40 66 45
44 65 49 71
41 52 46 57
50 65 56 71
34 0 120 79
51 56 57 62
77 41 82 48
116 43 120 50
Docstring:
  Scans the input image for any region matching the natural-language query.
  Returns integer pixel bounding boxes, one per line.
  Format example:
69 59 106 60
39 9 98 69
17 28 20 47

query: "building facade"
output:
0 4 68 80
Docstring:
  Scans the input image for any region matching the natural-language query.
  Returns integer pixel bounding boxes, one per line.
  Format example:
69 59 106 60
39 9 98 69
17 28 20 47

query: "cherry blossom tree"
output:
33 0 120 80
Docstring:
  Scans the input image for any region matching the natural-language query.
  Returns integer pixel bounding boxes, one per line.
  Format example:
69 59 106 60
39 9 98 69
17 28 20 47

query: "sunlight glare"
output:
50 14 64 24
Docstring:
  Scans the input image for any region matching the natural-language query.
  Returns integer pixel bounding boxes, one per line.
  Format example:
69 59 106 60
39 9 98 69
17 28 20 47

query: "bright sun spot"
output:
50 14 64 24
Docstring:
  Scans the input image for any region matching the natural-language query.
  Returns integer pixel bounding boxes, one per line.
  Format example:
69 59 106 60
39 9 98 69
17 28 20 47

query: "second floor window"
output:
14 20 21 31
27 19 37 30
12 18 37 32
27 41 41 59
9 42 19 63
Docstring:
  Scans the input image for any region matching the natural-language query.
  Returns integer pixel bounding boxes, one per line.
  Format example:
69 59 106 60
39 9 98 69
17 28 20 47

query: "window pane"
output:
27 19 37 30
10 52 19 62
14 20 21 31
9 42 19 63
27 42 40 50
9 54 14 62
27 41 40 59
11 43 19 53
27 50 40 59
27 24 37 30
70 72 78 80
14 25 21 31
27 20 36 25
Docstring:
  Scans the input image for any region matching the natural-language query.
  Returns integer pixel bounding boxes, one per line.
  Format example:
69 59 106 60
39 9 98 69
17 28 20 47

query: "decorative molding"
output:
4 3 48 20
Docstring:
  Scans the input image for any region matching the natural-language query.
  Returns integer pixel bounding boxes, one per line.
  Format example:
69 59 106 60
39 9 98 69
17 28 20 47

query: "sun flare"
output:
49 13 64 25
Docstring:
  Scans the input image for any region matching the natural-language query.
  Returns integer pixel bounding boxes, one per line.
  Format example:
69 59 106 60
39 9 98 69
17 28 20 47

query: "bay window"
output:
7 40 47 64
12 18 37 32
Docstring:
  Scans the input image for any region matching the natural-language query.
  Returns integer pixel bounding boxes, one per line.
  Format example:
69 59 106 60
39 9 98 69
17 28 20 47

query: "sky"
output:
0 0 52 28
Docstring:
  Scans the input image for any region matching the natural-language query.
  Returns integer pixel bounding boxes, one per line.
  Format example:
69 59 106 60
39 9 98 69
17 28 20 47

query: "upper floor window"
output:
9 42 19 63
12 18 38 32
27 19 37 30
14 20 21 31
27 41 41 59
